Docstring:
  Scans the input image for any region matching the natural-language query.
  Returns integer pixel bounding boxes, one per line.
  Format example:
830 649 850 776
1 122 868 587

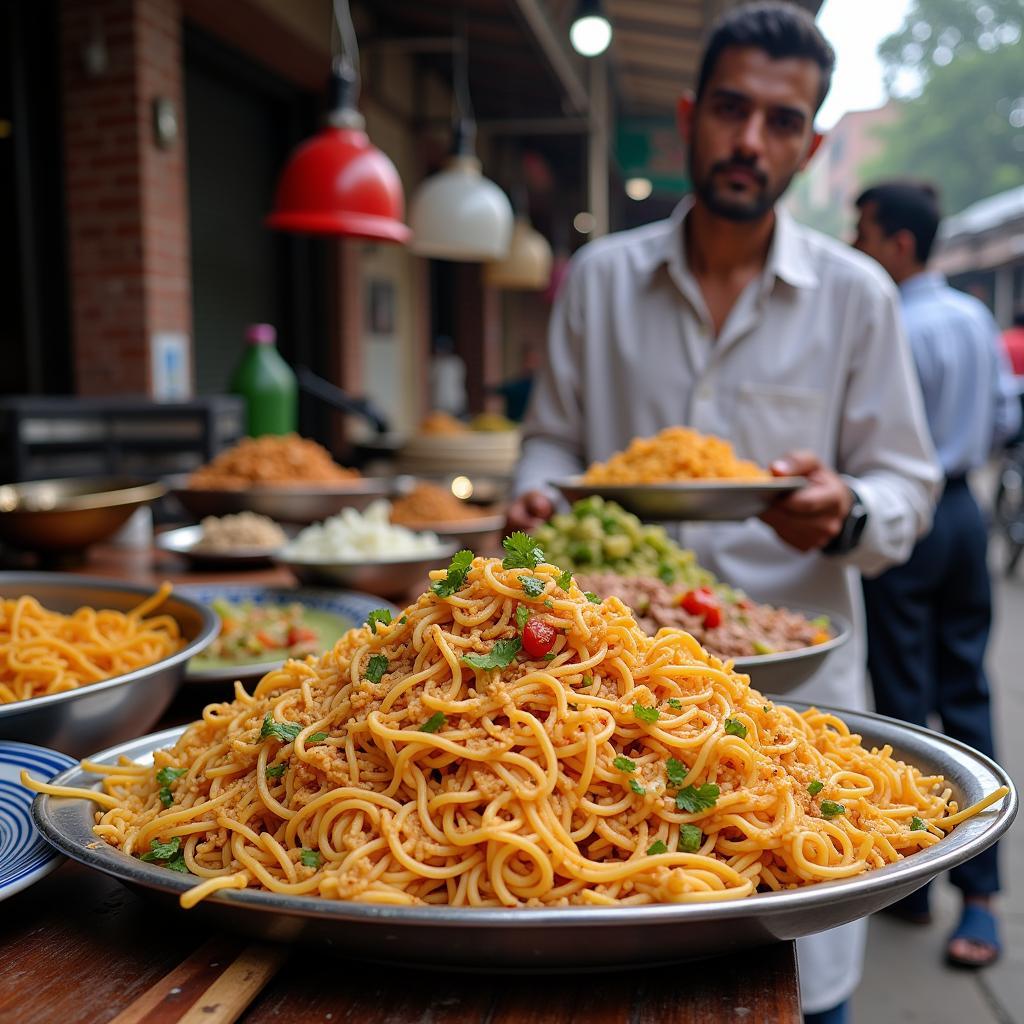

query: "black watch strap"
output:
822 487 868 555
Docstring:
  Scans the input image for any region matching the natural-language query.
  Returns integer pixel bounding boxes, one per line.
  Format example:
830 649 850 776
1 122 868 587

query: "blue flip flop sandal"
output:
946 904 1001 968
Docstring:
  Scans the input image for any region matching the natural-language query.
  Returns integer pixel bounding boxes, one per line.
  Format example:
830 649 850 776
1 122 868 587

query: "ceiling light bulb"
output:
570 14 612 57
625 177 653 201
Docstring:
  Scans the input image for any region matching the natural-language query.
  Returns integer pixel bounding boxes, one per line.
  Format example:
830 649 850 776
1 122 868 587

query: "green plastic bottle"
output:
230 324 298 436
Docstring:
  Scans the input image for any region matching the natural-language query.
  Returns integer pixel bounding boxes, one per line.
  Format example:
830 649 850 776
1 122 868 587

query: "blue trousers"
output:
862 477 999 896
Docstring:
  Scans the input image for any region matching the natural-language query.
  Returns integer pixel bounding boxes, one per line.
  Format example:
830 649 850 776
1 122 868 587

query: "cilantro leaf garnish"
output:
584 592 601 604
141 836 182 863
156 767 186 786
807 780 824 796
307 732 328 744
166 855 190 873
556 569 573 592
265 763 286 779
431 549 475 597
366 608 393 634
515 605 530 630
520 575 546 598
543 652 557 661
678 824 703 852
613 755 637 773
461 637 521 670
300 848 322 868
629 778 646 795
658 564 676 584
675 783 720 813
632 703 660 724
667 698 683 710
502 532 544 570
763 705 771 714
159 787 174 808
581 675 594 687
419 712 446 733
260 714 301 743
647 840 669 855
820 800 846 818
399 615 408 624
910 816 927 831
665 757 687 788
724 718 748 739
365 653 389 684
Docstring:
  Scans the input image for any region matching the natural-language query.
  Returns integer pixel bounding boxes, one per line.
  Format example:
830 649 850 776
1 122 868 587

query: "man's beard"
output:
690 153 794 222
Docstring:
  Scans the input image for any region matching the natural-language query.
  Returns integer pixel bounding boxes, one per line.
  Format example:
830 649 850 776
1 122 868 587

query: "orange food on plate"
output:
188 435 359 490
582 427 769 485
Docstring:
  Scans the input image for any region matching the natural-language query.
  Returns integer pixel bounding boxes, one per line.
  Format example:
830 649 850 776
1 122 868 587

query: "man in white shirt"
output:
508 4 941 1021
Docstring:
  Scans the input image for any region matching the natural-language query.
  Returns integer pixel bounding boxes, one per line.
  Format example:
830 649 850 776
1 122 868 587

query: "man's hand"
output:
759 451 853 552
506 490 554 533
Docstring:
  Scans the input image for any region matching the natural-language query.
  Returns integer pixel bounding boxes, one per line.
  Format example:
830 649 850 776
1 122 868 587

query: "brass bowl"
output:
0 477 165 551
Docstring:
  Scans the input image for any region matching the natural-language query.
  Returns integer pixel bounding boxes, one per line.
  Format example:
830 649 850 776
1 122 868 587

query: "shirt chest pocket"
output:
731 382 828 465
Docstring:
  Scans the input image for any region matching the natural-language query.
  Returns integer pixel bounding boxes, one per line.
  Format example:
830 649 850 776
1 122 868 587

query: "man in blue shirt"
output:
854 181 1021 969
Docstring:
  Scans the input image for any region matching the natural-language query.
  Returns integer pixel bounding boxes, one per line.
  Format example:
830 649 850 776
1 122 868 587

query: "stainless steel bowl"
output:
0 574 217 757
155 525 285 569
30 705 1016 969
279 545 458 600
733 609 851 694
551 476 808 522
169 477 393 524
0 477 165 551
422 514 505 550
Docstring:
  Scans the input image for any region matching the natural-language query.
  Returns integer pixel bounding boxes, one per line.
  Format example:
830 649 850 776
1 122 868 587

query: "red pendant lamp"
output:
266 1 409 243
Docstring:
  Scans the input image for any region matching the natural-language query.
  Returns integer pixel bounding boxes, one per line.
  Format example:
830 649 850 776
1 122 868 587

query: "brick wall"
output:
61 0 191 396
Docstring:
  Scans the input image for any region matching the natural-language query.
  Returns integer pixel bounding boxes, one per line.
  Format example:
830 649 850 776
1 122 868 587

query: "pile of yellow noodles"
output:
188 435 359 489
1 583 183 704
27 557 1005 909
583 426 769 484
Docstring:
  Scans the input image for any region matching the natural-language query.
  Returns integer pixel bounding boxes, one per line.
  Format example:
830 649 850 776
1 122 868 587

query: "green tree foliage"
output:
862 0 1024 214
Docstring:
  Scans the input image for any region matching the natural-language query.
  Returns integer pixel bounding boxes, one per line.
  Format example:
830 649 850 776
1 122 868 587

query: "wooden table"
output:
0 541 803 1024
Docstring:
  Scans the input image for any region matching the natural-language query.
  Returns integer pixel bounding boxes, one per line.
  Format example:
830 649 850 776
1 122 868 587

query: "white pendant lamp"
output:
409 31 512 261
484 186 552 289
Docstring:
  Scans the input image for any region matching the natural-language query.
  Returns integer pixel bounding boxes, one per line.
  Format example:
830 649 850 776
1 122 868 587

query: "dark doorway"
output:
183 24 328 416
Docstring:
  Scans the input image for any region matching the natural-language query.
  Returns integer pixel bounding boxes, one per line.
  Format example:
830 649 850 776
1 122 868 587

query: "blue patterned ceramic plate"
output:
176 584 398 684
0 741 76 901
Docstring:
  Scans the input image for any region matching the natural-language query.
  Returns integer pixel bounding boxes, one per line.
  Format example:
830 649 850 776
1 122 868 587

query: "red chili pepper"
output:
679 588 722 629
287 625 318 646
522 618 557 659
255 629 284 649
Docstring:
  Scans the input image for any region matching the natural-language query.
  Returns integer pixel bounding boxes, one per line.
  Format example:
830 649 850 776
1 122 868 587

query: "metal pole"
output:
588 56 610 237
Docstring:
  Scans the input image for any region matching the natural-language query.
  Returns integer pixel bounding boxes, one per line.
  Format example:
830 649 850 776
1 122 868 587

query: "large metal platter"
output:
551 476 808 522
169 477 392 524
0 573 217 757
31 705 1016 970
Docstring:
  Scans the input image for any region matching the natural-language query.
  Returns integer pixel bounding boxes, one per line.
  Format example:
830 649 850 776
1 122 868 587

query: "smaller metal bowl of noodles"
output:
0 574 217 758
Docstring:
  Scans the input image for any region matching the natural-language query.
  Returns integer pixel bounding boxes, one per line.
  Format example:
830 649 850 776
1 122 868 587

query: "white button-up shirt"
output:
514 201 942 1012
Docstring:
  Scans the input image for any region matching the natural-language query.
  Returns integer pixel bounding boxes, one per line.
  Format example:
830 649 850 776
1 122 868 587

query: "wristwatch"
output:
822 487 868 555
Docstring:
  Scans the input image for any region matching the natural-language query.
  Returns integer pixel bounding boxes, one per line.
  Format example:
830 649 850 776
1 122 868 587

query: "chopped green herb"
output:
910 816 927 831
365 653 389 684
462 637 522 670
811 616 830 630
820 800 846 818
665 757 688 788
678 824 703 852
366 608 393 634
543 599 554 609
265 763 286 780
724 718 748 739
432 549 475 598
584 592 601 604
581 675 594 687
260 714 301 743
657 563 676 584
307 732 328 744
502 532 544 570
166 855 190 874
155 767 185 786
613 755 637 773
629 778 646 795
520 575 546 598
300 848 323 869
158 787 174 808
807 780 824 796
632 703 660 724
752 640 775 655
556 569 573 591
666 698 683 710
675 783 720 813
647 840 669 855
141 836 181 863
542 652 558 661
515 605 530 630
399 615 408 624
763 705 771 714
419 712 446 733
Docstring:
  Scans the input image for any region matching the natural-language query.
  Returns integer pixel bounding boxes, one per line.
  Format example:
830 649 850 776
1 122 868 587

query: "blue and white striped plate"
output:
1 741 76 902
